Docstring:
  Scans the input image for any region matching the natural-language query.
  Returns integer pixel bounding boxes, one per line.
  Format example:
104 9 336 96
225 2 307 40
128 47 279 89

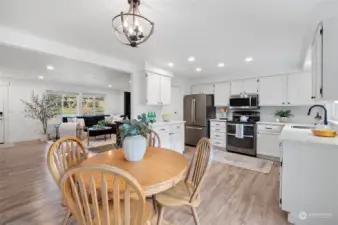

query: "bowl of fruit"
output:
162 113 172 122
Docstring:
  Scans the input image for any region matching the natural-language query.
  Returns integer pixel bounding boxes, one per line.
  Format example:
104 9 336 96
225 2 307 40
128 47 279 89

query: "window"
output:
47 91 105 115
62 94 78 115
47 91 79 116
82 94 105 115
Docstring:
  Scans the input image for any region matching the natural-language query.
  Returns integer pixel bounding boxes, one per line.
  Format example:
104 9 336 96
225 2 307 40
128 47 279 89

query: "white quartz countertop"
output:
280 124 338 146
256 121 287 126
209 119 228 122
151 121 186 126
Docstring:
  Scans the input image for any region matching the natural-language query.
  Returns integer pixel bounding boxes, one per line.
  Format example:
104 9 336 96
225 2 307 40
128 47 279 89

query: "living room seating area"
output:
56 115 126 145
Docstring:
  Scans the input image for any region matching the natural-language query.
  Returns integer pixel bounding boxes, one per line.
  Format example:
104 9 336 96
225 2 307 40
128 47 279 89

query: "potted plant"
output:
21 93 61 141
119 113 154 161
275 110 293 122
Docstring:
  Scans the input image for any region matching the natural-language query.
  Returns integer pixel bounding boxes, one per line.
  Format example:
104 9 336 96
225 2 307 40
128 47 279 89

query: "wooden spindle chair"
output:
148 130 161 147
155 138 211 225
47 136 89 225
147 129 161 211
61 164 152 225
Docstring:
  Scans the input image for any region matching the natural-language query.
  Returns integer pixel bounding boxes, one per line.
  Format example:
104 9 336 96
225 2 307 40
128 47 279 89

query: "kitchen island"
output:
279 125 338 225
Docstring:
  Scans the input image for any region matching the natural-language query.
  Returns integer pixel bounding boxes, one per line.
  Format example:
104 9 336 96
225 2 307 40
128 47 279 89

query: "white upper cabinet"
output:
310 10 338 101
243 78 259 94
312 24 323 101
214 82 230 106
146 73 162 105
322 15 338 101
191 84 214 94
259 73 313 106
230 78 258 95
287 73 313 106
146 73 171 105
160 76 171 105
259 75 286 106
230 80 243 95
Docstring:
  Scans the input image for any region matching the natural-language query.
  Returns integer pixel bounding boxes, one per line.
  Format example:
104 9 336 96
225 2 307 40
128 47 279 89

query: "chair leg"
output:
191 207 200 225
157 205 165 225
62 209 71 225
152 195 158 213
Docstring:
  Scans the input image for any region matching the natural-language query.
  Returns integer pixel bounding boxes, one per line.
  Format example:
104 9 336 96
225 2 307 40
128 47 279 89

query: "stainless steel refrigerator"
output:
184 94 215 146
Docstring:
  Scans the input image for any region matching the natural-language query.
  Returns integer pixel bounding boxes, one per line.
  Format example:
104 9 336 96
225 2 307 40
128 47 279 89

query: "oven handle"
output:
227 123 254 127
227 133 254 138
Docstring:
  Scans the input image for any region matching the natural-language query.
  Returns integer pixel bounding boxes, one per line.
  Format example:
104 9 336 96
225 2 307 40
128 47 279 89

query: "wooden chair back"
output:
61 164 147 225
147 129 161 147
185 138 211 202
47 136 88 185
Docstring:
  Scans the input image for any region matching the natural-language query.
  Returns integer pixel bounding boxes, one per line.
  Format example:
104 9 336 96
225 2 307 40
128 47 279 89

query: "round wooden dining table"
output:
80 146 189 196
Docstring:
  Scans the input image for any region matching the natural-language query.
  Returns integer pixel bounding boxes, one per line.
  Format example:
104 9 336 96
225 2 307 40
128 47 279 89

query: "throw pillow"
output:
77 118 86 128
67 117 77 123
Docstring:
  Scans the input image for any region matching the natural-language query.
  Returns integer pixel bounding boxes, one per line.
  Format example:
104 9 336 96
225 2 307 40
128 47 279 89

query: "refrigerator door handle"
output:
193 99 196 123
191 99 194 123
186 126 203 130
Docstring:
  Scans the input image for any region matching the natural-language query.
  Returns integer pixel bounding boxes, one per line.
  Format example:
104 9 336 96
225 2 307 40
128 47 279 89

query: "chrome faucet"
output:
307 105 328 125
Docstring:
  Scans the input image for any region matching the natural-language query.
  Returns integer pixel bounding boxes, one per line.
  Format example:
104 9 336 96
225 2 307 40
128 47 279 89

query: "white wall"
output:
2 77 125 142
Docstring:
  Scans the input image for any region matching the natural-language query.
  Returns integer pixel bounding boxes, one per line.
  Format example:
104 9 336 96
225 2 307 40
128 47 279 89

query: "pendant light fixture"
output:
112 0 154 47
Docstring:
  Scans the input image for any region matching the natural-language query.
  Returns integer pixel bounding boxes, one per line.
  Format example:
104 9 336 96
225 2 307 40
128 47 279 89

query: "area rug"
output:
212 149 273 174
184 146 273 174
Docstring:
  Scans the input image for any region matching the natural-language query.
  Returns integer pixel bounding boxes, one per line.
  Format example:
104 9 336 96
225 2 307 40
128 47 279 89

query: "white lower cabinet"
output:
152 122 185 154
257 124 284 159
210 121 227 149
280 140 338 224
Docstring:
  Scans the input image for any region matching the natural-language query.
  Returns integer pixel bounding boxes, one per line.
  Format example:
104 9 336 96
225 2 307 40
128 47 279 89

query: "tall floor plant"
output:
21 92 61 138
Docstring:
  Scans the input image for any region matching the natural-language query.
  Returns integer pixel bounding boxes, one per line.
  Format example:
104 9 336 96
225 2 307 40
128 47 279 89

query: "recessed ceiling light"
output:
196 68 202 72
108 84 112 88
129 80 132 83
46 65 54 71
245 57 253 62
38 76 44 79
218 63 225 68
168 62 174 67
188 56 195 62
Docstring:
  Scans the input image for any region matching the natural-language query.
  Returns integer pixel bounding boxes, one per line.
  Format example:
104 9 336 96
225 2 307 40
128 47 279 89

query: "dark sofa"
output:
62 115 118 134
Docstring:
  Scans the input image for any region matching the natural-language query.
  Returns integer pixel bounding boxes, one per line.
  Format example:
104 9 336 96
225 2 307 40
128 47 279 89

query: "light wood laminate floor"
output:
0 141 290 225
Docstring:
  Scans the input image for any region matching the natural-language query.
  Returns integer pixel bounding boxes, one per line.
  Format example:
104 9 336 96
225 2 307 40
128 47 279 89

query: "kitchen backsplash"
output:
216 106 323 124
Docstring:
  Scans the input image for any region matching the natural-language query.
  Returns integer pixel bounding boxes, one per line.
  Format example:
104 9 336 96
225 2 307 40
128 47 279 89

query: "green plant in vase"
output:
119 113 154 161
275 110 293 122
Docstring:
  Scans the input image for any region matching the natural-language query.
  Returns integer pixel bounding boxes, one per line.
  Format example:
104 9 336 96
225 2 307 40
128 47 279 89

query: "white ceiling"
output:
0 44 131 90
0 0 324 77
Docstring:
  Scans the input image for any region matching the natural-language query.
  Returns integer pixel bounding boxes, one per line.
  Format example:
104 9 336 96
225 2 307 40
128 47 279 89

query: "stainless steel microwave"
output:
229 94 259 109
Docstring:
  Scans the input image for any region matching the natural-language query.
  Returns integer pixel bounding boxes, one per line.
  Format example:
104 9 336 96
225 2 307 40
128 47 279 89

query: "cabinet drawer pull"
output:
265 127 273 130
160 128 166 131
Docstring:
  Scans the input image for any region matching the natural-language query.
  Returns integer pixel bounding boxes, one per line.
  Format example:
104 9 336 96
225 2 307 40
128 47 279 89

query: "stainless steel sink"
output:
291 125 315 130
